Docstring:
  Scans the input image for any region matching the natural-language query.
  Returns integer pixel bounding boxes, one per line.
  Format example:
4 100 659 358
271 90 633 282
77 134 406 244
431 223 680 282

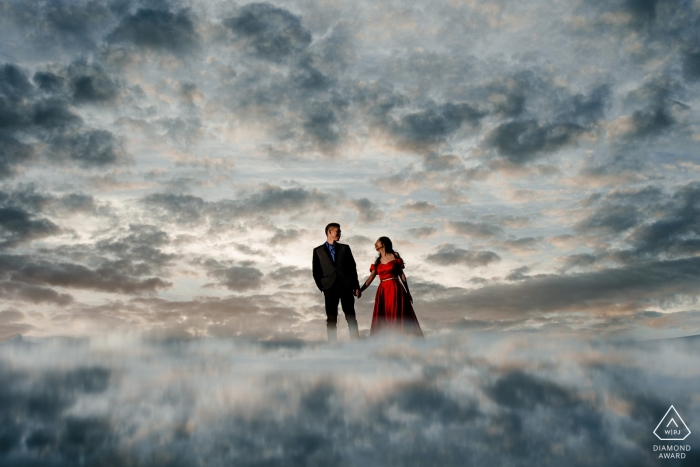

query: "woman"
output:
359 237 423 337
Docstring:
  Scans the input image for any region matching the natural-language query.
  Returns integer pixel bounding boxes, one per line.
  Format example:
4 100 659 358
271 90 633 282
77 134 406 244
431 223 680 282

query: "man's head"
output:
325 223 341 243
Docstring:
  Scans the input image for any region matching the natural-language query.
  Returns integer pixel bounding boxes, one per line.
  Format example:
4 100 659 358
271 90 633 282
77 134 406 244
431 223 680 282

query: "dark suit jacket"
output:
312 243 361 292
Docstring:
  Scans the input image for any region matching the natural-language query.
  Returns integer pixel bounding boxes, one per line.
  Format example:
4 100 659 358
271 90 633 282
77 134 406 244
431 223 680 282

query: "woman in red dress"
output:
359 237 423 337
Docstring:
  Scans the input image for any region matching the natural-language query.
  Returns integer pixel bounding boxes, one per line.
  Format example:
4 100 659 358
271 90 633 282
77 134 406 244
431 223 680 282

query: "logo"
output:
654 405 691 441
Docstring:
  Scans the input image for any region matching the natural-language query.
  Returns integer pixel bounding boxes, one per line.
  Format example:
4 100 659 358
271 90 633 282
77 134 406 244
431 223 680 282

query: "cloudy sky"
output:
1 0 700 342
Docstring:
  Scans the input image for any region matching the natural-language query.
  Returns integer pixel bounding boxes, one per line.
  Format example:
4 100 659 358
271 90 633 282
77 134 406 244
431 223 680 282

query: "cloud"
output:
557 84 611 126
447 220 504 239
49 128 126 167
141 185 332 226
402 200 437 213
224 2 312 62
0 61 126 176
0 63 33 100
107 7 199 54
568 183 700 262
682 50 700 81
0 254 172 295
425 244 501 267
205 261 264 291
574 204 640 234
487 119 585 163
0 0 114 52
0 135 35 179
0 281 73 305
430 256 700 318
0 308 34 339
67 59 121 104
389 102 486 151
627 182 700 258
407 226 437 238
140 193 206 225
351 197 381 223
0 206 60 248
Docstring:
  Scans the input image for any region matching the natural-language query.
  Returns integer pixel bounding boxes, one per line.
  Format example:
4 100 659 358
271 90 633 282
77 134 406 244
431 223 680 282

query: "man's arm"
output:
312 249 324 292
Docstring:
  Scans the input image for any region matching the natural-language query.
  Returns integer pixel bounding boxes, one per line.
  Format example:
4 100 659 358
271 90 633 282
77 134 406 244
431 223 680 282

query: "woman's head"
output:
374 237 400 265
375 236 393 252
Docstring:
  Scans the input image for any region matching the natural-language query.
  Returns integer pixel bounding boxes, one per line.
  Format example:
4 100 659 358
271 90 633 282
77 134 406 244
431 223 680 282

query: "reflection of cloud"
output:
0 333 697 466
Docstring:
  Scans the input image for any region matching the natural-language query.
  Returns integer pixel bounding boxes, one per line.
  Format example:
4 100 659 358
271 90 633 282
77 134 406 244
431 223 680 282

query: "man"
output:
312 223 361 341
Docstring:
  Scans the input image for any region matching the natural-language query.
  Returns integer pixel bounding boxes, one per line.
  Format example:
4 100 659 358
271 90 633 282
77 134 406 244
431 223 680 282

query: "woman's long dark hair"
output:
375 236 401 267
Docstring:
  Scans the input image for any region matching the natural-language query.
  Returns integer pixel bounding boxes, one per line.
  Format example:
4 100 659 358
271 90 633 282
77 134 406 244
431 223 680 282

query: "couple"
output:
312 223 423 341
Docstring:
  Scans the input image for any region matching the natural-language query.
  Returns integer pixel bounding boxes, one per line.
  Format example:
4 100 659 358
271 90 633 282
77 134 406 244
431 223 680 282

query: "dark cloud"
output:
50 128 126 167
431 256 700 317
0 205 55 242
575 204 640 234
0 254 172 295
141 193 206 225
0 281 73 305
557 84 611 126
623 0 660 28
682 51 700 81
142 185 331 227
32 98 82 129
0 61 125 176
224 3 312 62
351 197 381 223
390 102 486 150
628 182 700 258
94 224 177 276
242 185 329 215
302 102 344 146
571 183 700 262
0 206 60 248
206 263 264 291
488 119 585 163
425 244 501 267
505 266 531 281
107 7 199 53
0 63 33 101
33 71 66 93
471 74 613 165
67 60 120 104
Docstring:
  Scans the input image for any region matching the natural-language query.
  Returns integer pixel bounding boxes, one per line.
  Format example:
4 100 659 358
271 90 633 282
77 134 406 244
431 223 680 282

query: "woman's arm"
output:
400 273 413 303
360 270 377 293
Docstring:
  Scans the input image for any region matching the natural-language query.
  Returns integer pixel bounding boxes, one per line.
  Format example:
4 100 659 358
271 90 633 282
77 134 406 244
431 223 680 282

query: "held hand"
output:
354 288 362 298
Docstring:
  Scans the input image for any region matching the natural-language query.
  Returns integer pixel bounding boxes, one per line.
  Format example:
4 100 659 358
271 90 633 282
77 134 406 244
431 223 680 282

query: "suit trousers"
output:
323 282 357 327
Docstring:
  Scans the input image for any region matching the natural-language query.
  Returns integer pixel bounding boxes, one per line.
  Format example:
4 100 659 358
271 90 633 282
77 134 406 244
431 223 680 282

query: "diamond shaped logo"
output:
654 405 691 441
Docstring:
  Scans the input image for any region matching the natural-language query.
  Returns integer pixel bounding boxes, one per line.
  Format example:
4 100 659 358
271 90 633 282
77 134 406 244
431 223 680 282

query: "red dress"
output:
369 258 424 337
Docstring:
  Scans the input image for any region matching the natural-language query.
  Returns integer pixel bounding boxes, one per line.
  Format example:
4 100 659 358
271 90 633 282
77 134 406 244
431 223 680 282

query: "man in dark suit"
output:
312 223 361 341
